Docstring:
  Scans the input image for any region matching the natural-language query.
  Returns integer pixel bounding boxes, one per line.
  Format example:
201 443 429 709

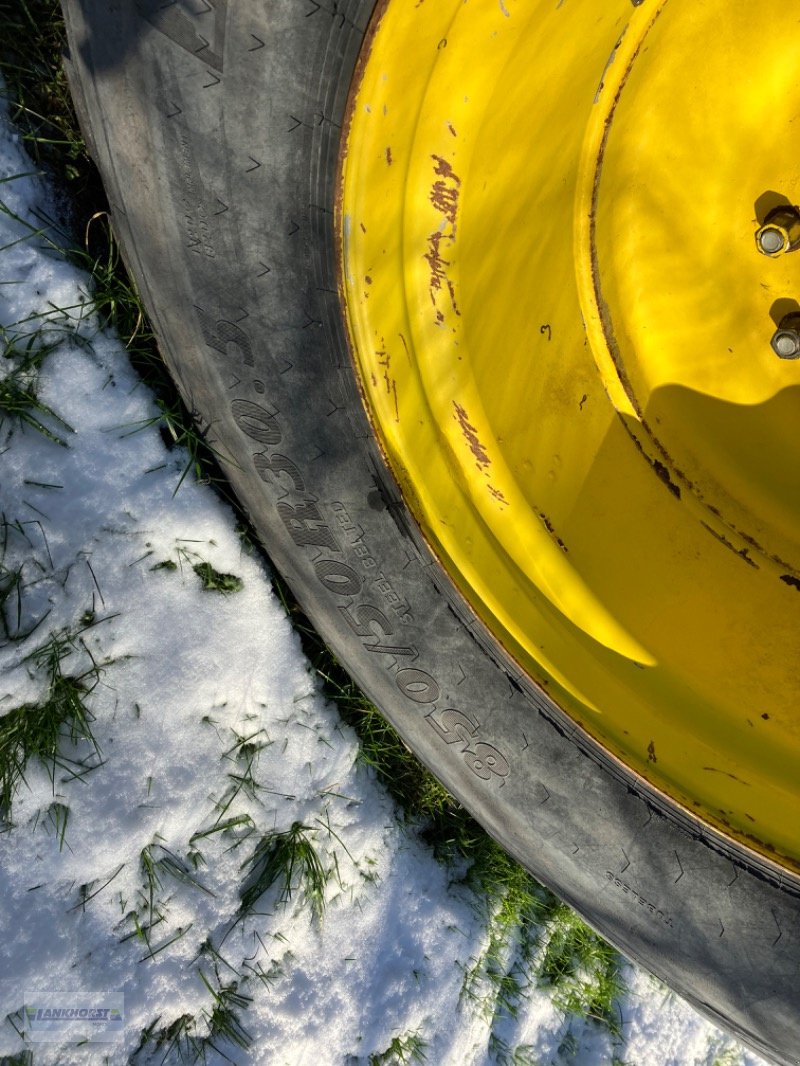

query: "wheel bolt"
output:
758 226 786 255
756 207 800 257
771 313 800 359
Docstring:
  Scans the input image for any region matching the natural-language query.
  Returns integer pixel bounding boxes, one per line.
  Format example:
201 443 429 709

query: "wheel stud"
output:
756 207 800 256
771 313 800 359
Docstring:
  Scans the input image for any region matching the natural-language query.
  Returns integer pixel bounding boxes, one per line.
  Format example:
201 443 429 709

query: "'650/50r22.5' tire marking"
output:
60 2 800 1063
217 325 514 786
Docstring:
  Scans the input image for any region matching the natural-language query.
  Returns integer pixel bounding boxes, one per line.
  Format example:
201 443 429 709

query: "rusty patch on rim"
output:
430 155 461 224
425 231 460 317
426 155 462 317
534 508 568 553
376 339 400 423
453 401 490 468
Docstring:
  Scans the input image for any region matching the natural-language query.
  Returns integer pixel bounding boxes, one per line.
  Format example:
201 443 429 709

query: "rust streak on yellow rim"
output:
337 0 800 870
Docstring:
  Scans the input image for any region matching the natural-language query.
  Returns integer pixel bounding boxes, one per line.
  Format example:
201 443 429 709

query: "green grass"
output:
192 561 243 594
117 391 237 495
40 798 70 850
149 546 245 591
202 724 289 826
132 969 253 1065
239 821 328 921
1 326 75 446
131 1011 200 1065
198 969 253 1056
0 514 50 643
538 906 624 1033
486 1036 538 1066
0 619 110 821
458 841 623 1043
113 837 213 963
368 1031 428 1065
0 0 91 192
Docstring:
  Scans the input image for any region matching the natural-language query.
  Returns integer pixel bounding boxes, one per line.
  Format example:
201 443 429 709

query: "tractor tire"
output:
60 3 800 1062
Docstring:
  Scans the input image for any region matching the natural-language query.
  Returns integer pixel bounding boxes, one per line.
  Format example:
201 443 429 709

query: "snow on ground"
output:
0 98 772 1066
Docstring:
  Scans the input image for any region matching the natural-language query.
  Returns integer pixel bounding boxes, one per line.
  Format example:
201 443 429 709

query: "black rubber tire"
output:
60 3 799 1062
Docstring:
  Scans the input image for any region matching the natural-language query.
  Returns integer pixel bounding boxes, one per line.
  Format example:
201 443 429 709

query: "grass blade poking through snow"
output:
368 1031 428 1065
0 621 108 820
460 836 624 1042
1 328 75 446
198 969 253 1056
239 821 327 922
537 903 624 1034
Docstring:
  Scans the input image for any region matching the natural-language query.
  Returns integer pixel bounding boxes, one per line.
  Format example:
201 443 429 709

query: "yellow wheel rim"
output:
338 0 800 868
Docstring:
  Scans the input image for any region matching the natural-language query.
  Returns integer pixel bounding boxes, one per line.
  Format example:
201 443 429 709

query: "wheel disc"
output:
339 0 800 868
